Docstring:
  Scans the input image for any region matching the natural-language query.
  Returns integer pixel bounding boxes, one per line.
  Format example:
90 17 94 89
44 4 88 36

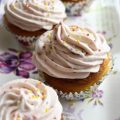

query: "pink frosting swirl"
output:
33 23 110 79
0 79 63 120
5 0 66 31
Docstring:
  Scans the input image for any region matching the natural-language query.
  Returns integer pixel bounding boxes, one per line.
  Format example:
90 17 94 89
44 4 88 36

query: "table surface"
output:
0 0 120 120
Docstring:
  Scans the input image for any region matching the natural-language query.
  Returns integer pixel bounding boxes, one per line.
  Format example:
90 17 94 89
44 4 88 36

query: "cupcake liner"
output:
55 67 113 101
15 35 39 50
39 72 108 101
55 80 103 101
38 66 112 101
3 19 40 50
64 0 93 16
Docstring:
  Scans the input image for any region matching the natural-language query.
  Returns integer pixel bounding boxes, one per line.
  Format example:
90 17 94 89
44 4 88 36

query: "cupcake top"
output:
5 0 66 31
33 23 110 79
0 79 63 120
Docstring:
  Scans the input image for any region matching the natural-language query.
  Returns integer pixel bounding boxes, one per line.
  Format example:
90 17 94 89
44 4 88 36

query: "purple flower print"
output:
87 89 104 106
91 89 103 99
83 84 104 106
0 52 19 73
0 49 37 78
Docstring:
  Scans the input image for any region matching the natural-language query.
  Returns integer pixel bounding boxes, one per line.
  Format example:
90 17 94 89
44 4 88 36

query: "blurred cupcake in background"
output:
4 0 66 49
62 0 93 16
0 79 63 120
33 23 112 100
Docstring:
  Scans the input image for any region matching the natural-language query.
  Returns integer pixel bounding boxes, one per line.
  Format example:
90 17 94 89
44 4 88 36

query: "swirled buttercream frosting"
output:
5 0 66 31
33 23 110 79
0 79 63 120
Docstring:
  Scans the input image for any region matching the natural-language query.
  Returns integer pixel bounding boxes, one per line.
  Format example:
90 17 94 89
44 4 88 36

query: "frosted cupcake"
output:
33 23 112 100
62 0 93 16
0 79 63 120
4 0 66 49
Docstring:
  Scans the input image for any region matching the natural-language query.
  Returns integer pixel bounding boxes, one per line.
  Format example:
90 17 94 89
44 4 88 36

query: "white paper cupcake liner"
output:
38 66 112 101
55 80 103 101
15 35 39 50
3 20 40 50
55 67 113 101
64 0 93 16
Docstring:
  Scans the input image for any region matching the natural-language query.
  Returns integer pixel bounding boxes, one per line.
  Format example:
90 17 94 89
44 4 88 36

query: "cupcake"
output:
33 23 112 100
62 0 93 16
4 0 66 49
0 79 63 120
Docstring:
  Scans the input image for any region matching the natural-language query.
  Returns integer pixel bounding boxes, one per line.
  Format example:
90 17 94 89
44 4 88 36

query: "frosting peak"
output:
5 0 66 31
33 23 110 79
0 79 63 120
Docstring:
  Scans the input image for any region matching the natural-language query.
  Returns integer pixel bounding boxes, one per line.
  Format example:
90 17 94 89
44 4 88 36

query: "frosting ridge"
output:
5 0 66 31
33 23 110 79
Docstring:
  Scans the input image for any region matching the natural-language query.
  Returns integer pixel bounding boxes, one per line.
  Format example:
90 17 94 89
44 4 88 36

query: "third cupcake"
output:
0 79 63 119
4 0 66 49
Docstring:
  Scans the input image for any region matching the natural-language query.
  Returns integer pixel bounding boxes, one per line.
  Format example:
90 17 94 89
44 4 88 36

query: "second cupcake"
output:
4 0 66 49
33 23 112 100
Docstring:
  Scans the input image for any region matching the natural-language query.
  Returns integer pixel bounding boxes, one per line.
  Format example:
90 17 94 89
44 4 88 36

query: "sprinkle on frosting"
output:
36 88 41 93
33 23 110 79
44 0 51 6
45 107 49 112
31 95 39 99
69 25 79 31
0 79 63 120
37 81 41 86
47 32 52 40
16 115 20 120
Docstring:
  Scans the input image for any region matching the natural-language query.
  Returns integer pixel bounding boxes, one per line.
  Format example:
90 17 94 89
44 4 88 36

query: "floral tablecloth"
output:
0 0 120 120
